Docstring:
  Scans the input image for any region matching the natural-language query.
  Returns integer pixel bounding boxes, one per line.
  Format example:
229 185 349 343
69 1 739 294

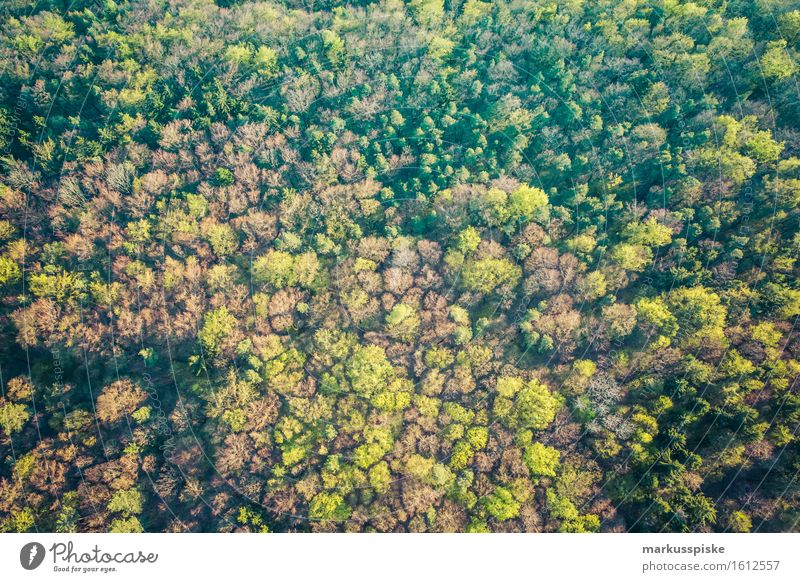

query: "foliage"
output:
0 0 798 534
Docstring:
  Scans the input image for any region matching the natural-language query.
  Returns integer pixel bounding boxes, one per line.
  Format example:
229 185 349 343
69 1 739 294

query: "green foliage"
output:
449 440 475 471
462 257 521 293
0 256 20 286
623 218 672 247
321 30 346 68
494 378 562 431
252 250 319 289
508 185 548 223
107 489 144 517
386 303 420 340
546 490 600 533
254 46 278 78
353 425 394 469
237 507 270 532
636 297 678 339
28 268 86 301
1 507 35 533
347 345 394 398
668 286 727 347
199 306 237 355
55 492 80 533
369 461 392 494
483 487 520 521
309 492 351 522
456 227 481 254
1 0 799 535
761 40 798 82
0 402 29 435
728 511 752 532
523 442 560 478
206 223 238 257
610 243 652 272
253 250 295 288
214 167 234 186
109 517 144 533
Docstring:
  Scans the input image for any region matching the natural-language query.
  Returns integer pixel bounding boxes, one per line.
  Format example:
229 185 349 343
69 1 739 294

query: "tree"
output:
386 303 420 341
623 218 672 247
108 489 144 517
494 378 562 431
95 380 147 425
0 256 20 286
456 226 481 254
484 486 521 522
524 442 560 478
514 380 562 430
347 345 394 398
667 286 727 347
546 489 600 533
727 510 752 533
0 402 29 435
636 297 678 341
252 250 295 288
610 243 652 272
462 257 521 293
214 168 235 186
369 462 391 494
206 223 238 257
508 185 548 224
254 45 278 78
1 0 800 535
109 517 144 533
199 306 237 355
761 40 798 82
601 303 638 340
309 492 351 521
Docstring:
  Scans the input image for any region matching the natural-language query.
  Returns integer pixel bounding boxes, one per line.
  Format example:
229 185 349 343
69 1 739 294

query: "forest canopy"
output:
1 0 800 533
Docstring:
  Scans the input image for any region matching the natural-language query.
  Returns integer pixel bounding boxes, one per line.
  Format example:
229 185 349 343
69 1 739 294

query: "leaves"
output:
0 0 798 535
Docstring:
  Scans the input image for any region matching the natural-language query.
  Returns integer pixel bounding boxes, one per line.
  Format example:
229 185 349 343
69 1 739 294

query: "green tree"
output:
107 489 144 517
386 303 420 340
309 492 351 521
199 306 237 355
206 223 238 257
668 286 727 347
484 486 521 521
462 257 521 293
524 442 561 478
761 40 798 82
456 226 481 254
494 378 562 431
253 250 295 288
347 345 394 398
0 256 20 286
109 517 144 533
508 184 548 223
0 402 29 435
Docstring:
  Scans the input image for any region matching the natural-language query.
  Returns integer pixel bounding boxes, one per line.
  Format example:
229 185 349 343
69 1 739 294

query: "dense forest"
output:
1 0 800 533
